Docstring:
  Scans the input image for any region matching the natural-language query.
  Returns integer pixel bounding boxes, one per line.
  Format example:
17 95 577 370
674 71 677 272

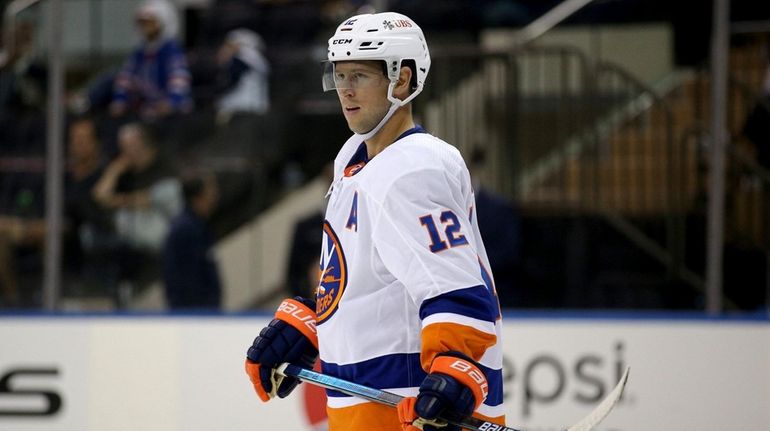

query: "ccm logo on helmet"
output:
450 360 489 400
332 38 353 45
278 300 317 335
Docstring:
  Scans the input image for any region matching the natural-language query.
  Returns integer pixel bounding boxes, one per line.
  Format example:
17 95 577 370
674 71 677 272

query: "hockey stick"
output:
277 363 629 431
565 365 629 431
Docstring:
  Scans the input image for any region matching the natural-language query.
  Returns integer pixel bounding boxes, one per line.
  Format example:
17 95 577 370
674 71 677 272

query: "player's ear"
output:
394 66 413 100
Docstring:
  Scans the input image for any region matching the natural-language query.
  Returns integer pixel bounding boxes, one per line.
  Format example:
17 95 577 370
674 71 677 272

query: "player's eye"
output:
352 72 373 86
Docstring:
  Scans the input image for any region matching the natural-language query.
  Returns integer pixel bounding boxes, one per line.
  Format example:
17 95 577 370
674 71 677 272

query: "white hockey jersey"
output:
316 126 504 431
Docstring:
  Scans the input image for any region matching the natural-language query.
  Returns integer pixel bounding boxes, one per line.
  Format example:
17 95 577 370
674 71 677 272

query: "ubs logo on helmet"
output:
316 221 347 324
383 19 412 30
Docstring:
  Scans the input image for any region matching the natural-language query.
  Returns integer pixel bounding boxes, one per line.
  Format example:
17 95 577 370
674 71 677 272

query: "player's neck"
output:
364 106 414 159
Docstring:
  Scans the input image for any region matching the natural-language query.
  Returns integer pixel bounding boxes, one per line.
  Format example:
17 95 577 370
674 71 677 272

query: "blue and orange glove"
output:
397 351 488 431
245 297 319 402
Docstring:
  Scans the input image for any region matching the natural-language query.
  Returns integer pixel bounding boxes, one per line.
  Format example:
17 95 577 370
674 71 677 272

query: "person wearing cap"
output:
243 12 505 431
215 28 270 122
110 0 192 121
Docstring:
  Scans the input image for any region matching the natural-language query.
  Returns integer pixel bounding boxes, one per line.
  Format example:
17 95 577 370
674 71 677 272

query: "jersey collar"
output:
343 125 427 177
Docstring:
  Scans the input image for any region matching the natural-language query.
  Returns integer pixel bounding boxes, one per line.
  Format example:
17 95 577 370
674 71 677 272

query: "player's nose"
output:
339 86 355 98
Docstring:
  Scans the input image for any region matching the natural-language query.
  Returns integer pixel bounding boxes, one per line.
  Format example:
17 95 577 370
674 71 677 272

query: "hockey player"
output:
245 12 505 431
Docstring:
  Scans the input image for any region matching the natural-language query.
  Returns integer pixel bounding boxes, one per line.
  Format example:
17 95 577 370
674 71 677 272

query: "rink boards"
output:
0 313 768 430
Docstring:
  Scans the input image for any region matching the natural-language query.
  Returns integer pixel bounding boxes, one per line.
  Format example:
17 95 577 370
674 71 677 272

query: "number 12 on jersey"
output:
419 210 469 253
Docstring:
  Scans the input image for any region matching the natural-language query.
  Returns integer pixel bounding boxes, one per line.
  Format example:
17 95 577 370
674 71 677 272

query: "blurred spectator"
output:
285 163 333 298
90 123 181 304
286 211 323 299
215 28 270 123
0 21 45 109
0 213 44 308
0 116 108 307
742 39 770 171
0 21 46 154
469 147 521 307
92 122 181 253
63 117 111 275
109 0 193 123
162 174 221 310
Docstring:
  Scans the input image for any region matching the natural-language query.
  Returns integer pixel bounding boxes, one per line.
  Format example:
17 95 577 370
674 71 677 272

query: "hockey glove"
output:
397 351 488 431
245 297 319 402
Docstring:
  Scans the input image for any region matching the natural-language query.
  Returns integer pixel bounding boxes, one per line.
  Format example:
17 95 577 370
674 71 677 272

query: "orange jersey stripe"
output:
327 401 401 431
420 322 497 371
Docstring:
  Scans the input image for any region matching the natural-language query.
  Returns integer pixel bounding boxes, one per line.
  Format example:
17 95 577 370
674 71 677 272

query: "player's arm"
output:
372 169 501 430
165 42 192 113
401 295 498 431
110 49 140 116
244 297 318 402
400 283 498 431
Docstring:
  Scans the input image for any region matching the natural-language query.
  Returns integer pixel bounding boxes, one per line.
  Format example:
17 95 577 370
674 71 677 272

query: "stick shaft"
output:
277 363 520 431
278 363 629 431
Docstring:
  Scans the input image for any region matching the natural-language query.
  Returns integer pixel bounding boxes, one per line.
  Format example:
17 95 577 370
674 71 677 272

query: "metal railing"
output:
415 12 770 312
421 42 703 304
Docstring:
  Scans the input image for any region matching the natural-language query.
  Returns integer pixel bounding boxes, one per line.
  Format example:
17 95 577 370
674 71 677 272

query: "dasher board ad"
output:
0 315 768 430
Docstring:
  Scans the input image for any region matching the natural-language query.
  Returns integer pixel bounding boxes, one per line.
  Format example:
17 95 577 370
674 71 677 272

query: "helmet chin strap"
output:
354 102 399 142
354 81 405 142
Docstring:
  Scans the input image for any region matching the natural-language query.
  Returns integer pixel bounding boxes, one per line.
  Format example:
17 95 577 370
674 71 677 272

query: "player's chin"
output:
346 120 373 135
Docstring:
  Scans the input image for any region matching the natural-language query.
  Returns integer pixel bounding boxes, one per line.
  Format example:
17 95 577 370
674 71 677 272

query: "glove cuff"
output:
274 297 319 350
244 360 272 402
430 353 488 409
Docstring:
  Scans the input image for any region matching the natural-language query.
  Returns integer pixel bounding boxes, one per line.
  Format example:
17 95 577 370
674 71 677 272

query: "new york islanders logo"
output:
316 221 347 324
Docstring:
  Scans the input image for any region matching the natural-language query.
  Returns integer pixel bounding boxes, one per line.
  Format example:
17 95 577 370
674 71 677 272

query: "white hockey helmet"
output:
323 12 431 106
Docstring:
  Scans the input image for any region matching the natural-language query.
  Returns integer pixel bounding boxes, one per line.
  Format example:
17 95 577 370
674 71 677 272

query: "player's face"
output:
333 61 391 134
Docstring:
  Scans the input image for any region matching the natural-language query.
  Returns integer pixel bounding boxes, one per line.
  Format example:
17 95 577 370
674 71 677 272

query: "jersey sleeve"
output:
371 167 499 371
112 49 141 104
164 42 192 111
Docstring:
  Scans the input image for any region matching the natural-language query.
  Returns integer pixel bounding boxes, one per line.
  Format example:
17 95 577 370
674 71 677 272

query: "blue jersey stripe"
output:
321 352 504 407
481 365 504 406
419 285 498 324
322 353 427 398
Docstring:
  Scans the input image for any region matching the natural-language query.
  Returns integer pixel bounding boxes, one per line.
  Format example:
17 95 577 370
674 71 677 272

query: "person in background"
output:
285 163 334 298
0 21 45 113
0 116 108 307
162 174 221 310
285 210 323 299
215 28 270 123
0 21 46 154
742 38 770 171
63 116 111 278
109 0 192 122
91 122 181 301
469 147 521 307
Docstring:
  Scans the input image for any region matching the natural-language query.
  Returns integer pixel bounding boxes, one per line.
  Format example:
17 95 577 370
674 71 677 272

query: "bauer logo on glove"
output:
244 297 319 402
